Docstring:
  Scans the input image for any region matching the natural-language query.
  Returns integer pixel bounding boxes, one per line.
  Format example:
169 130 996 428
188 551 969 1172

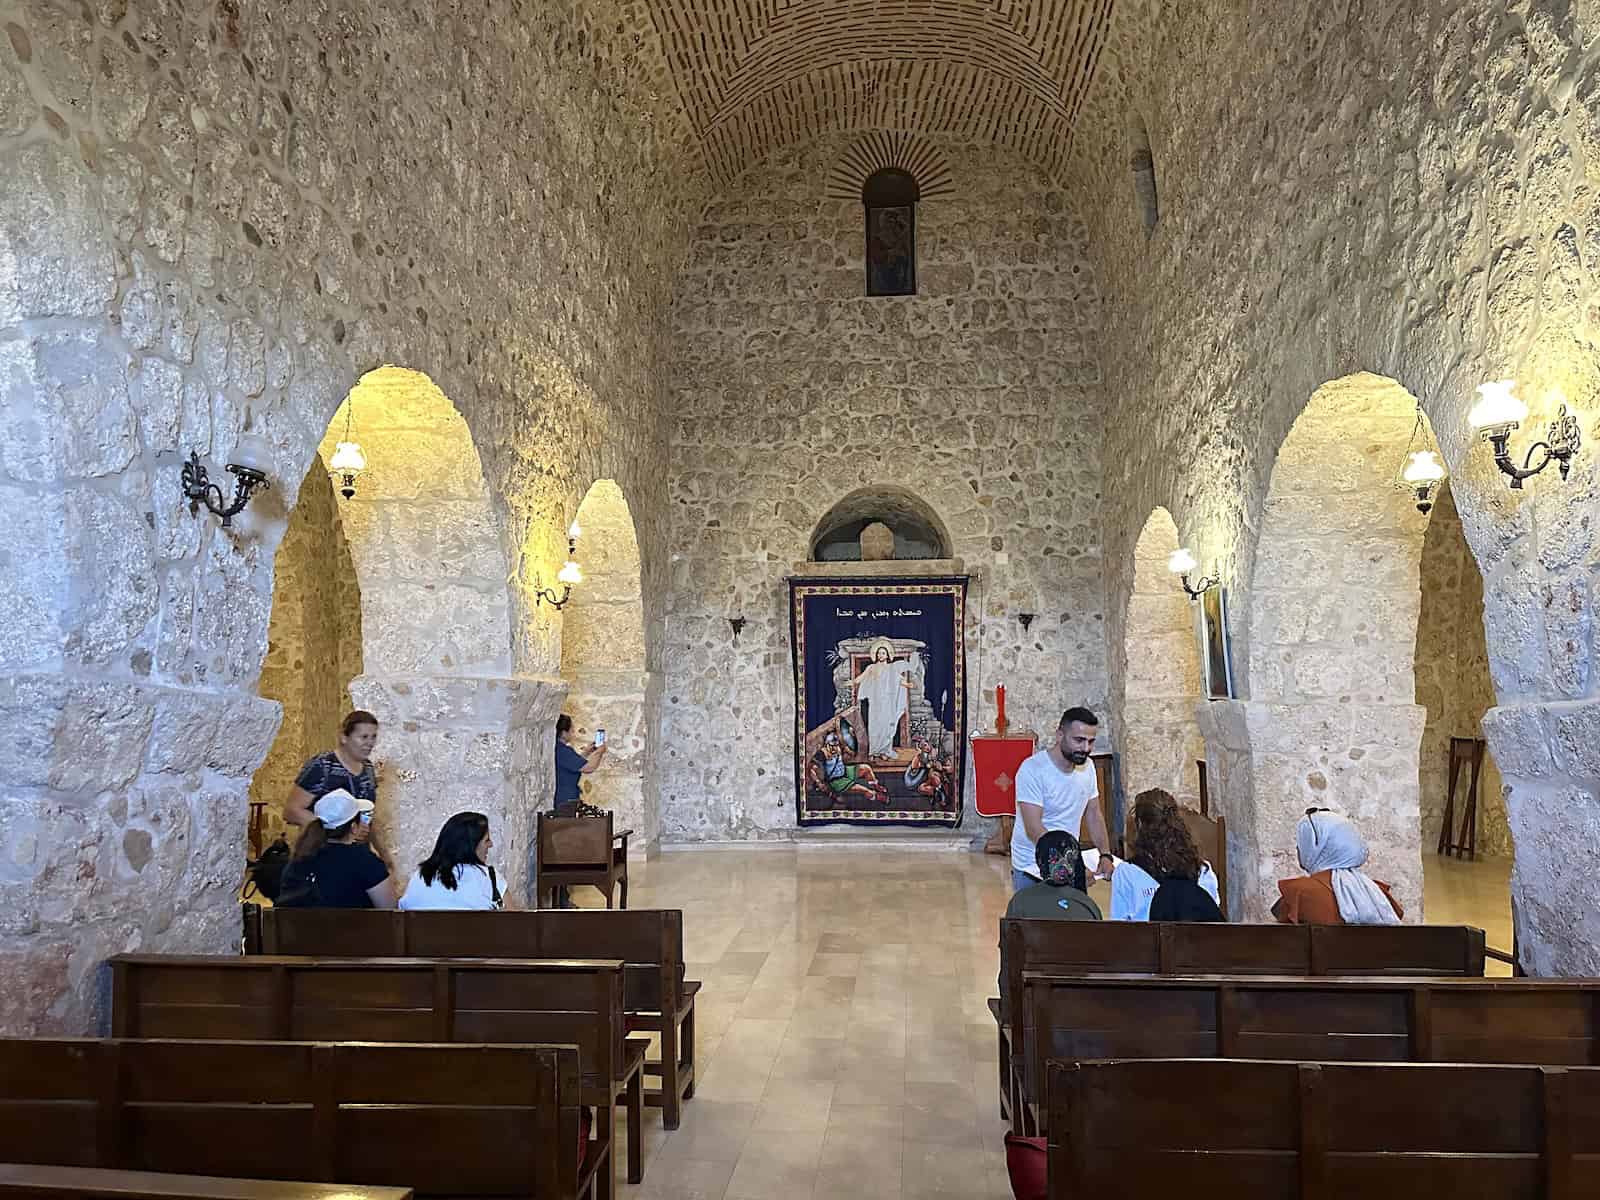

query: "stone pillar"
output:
1482 699 1600 976
350 673 563 907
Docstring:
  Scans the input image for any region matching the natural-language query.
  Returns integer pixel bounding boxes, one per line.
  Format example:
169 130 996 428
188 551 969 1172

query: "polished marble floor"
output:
588 845 1514 1199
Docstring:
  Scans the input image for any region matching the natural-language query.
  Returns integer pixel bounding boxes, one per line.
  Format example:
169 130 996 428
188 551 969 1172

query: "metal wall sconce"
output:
181 434 272 528
1168 547 1217 599
729 616 747 644
1469 380 1582 490
1017 613 1036 632
533 520 583 610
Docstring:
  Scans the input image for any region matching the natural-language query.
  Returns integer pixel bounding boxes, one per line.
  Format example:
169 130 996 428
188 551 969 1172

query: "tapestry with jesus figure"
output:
790 577 968 827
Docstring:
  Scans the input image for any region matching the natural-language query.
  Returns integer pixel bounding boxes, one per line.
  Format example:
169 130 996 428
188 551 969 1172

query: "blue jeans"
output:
1012 868 1038 892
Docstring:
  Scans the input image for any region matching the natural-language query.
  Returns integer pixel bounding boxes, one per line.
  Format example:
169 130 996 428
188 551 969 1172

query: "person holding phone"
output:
553 714 608 812
275 788 397 909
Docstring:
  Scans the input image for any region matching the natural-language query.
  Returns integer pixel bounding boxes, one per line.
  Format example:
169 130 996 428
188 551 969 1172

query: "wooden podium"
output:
973 732 1036 854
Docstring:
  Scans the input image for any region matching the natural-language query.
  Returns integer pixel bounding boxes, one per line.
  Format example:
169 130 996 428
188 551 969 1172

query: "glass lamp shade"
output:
227 432 272 474
1401 449 1447 485
1167 547 1199 575
329 440 368 472
1469 380 1527 429
557 560 583 585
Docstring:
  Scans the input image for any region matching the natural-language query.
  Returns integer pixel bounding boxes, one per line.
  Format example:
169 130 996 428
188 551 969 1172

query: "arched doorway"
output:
1241 371 1507 925
559 479 653 851
251 367 522 888
1119 507 1204 807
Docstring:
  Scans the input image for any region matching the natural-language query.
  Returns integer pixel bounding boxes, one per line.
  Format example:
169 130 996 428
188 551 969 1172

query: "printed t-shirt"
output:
295 751 377 802
1108 858 1221 921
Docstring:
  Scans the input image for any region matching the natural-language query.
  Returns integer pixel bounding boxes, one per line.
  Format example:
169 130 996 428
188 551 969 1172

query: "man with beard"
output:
1009 707 1111 891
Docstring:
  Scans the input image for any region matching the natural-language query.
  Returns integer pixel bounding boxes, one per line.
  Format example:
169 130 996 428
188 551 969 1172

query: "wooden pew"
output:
110 955 648 1187
991 919 1487 1123
1019 972 1600 1136
0 1038 595 1200
255 906 701 1129
1046 1057 1600 1198
0 1164 413 1200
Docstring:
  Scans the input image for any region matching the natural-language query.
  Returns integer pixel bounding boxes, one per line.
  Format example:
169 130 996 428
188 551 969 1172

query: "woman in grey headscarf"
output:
1274 808 1403 926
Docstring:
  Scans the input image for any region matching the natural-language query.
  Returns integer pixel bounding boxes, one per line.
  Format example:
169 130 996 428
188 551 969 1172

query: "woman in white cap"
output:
275 788 398 909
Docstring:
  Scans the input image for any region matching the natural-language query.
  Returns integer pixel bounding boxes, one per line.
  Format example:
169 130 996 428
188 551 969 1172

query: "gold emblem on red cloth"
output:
995 771 1013 793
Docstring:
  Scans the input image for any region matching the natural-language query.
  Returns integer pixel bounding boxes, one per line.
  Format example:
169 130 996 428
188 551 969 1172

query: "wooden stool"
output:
1437 736 1486 859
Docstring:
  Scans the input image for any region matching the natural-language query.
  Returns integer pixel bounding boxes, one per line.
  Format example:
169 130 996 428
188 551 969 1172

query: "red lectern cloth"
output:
972 735 1037 817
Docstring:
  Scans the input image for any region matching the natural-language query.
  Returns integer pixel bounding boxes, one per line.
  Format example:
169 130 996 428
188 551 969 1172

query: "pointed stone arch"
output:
559 478 656 851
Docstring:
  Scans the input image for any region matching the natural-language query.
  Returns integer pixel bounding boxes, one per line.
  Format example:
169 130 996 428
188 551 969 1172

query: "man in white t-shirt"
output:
1009 707 1113 891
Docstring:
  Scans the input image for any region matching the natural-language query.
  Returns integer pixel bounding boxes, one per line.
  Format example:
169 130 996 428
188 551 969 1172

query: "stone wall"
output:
1076 0 1600 969
0 0 683 1033
661 136 1107 842
1416 482 1510 857
248 460 361 849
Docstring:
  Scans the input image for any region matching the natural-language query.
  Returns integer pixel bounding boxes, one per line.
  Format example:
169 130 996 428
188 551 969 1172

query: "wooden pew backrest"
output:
0 1038 581 1199
1047 1058 1600 1199
0 1164 413 1200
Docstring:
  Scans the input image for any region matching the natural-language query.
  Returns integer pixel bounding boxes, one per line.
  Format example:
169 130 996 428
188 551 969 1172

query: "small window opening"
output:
1130 116 1159 232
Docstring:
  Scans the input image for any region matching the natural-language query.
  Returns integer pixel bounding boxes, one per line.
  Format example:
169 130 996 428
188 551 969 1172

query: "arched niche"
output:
810 485 952 562
559 479 653 850
1119 506 1204 807
252 366 525 892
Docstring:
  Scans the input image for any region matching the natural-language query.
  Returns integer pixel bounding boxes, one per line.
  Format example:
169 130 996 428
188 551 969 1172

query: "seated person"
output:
1107 789 1222 921
1275 808 1402 925
276 789 397 909
400 811 505 911
1004 830 1101 921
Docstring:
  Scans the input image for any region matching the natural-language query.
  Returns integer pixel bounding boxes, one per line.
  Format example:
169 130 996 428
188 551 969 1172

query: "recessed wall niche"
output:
810 486 952 561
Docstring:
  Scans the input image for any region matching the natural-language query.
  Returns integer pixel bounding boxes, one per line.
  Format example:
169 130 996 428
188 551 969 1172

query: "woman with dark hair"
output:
283 710 380 830
399 811 504 911
276 788 397 909
1107 788 1222 921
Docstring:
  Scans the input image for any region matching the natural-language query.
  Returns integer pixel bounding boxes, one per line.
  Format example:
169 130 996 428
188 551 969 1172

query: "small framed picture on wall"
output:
1197 586 1234 700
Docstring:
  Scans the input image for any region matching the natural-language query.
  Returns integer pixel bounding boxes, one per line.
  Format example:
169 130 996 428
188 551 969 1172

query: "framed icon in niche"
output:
1197 585 1234 700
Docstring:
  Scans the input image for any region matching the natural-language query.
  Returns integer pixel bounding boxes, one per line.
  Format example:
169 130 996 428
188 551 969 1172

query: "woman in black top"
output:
276 788 398 909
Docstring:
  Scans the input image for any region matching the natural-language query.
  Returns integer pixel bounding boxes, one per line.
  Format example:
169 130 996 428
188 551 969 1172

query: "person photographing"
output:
1009 707 1112 891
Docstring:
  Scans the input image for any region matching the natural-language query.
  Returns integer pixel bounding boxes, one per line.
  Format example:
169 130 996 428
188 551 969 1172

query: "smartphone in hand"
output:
594 728 607 746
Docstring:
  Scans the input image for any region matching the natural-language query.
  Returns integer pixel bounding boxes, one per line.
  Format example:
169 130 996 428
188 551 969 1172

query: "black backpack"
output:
243 835 291 902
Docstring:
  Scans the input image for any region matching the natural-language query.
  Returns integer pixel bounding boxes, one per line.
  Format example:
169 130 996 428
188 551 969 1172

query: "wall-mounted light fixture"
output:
533 520 583 610
1395 402 1447 513
1469 379 1582 490
181 434 272 528
1168 547 1217 599
1017 613 1036 632
328 393 368 499
729 616 747 644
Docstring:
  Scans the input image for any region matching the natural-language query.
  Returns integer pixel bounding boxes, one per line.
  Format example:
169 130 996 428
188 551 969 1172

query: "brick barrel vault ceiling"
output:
630 0 1119 186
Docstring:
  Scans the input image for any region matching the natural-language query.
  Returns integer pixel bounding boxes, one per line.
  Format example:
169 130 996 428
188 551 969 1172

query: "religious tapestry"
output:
789 577 967 827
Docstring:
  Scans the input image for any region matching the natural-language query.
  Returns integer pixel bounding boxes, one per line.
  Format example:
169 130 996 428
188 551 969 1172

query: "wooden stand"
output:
1437 736 1486 859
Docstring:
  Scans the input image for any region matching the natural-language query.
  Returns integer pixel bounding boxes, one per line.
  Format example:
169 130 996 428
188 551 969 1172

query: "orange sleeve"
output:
1275 878 1302 924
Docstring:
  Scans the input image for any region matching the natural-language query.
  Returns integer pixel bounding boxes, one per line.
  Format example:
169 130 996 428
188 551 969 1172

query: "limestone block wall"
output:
248 461 362 849
1416 483 1510 857
1075 0 1600 969
661 137 1108 842
0 0 683 1033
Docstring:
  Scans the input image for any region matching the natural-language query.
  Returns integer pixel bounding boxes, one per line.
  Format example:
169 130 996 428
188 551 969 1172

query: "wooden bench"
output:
0 1038 595 1200
1046 1057 1600 1198
110 955 648 1187
253 906 701 1129
0 1164 413 1199
1019 972 1600 1136
991 919 1488 1123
